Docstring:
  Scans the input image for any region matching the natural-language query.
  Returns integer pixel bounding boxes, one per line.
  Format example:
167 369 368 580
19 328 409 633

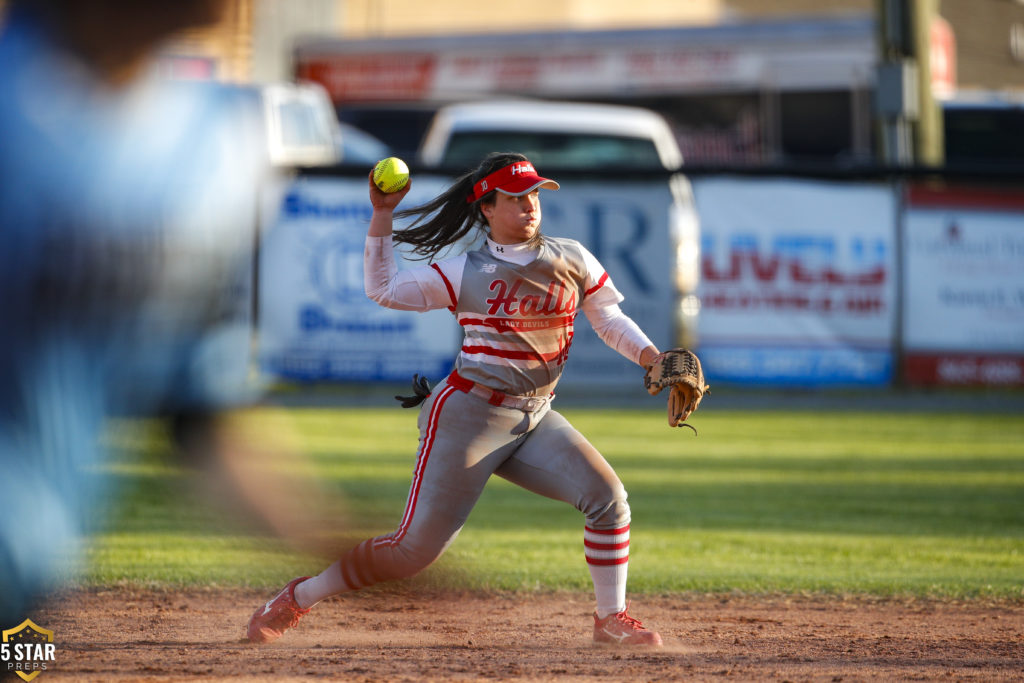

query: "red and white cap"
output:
467 160 559 203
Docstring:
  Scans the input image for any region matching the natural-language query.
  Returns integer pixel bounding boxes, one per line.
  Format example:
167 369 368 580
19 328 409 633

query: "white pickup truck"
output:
261 82 390 167
417 99 683 171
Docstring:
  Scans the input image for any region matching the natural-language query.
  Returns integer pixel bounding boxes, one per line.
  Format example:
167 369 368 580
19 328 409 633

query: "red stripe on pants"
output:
381 384 457 547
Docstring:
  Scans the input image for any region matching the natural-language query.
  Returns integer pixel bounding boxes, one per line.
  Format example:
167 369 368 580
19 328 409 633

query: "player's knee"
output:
379 540 447 581
582 483 630 529
394 550 434 580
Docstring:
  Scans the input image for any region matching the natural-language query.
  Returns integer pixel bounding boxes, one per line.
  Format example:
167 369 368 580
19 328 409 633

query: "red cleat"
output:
247 576 311 644
593 603 663 647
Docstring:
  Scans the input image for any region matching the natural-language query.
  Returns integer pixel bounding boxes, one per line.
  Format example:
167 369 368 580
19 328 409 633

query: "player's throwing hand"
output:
368 168 411 211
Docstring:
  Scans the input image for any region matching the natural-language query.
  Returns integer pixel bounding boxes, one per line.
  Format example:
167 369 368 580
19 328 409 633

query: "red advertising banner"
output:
297 54 436 102
296 46 759 103
294 19 876 105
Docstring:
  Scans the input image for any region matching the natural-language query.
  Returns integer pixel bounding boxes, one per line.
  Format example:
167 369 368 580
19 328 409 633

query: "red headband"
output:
466 161 559 203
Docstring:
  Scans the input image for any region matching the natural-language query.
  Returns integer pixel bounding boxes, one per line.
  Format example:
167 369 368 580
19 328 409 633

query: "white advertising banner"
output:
902 186 1024 386
258 175 459 382
692 177 898 385
258 175 681 388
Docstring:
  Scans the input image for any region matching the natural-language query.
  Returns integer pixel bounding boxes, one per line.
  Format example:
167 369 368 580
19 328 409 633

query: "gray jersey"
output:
451 237 597 397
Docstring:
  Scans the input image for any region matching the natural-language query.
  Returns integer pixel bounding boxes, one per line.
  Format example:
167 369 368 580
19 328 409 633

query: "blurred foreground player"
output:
0 0 278 624
247 153 698 647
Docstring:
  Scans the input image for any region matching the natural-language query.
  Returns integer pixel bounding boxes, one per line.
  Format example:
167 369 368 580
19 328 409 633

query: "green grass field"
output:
82 407 1024 599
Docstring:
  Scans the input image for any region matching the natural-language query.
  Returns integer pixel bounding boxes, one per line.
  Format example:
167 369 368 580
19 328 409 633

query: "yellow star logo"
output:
3 619 55 682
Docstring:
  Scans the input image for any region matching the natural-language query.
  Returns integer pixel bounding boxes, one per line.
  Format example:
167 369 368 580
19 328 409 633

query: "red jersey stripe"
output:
584 539 631 551
585 524 630 535
584 271 609 297
461 344 564 362
430 263 457 311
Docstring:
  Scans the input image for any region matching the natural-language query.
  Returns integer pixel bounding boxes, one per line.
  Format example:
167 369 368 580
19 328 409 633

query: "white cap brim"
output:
496 179 560 197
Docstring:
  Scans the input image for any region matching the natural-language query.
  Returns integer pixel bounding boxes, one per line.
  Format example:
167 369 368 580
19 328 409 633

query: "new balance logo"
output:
481 263 497 273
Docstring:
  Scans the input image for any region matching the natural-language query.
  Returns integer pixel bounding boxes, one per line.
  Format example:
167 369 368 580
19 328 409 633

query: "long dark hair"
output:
394 152 540 260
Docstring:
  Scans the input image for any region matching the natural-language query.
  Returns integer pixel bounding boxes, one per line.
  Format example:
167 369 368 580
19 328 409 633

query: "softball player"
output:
248 152 677 647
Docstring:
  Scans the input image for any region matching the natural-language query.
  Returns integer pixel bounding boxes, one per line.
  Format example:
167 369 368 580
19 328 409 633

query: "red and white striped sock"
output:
584 524 629 618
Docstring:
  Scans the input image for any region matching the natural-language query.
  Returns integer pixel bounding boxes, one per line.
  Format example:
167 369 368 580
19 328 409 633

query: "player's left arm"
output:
583 300 659 366
577 244 659 366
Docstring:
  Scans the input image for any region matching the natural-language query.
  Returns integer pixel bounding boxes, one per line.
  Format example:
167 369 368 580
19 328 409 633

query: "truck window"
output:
277 98 330 148
441 131 664 169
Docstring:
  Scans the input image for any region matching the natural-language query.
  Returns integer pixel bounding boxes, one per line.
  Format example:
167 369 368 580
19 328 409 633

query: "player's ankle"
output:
293 582 316 610
596 605 625 619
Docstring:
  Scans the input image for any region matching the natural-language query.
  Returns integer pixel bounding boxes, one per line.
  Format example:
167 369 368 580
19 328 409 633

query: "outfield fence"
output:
253 165 1024 391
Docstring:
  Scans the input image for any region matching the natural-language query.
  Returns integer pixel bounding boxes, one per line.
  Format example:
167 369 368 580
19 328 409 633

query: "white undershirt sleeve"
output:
583 300 656 366
364 235 463 311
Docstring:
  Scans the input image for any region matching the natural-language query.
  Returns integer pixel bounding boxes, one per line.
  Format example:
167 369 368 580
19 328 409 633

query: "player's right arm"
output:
365 172 463 311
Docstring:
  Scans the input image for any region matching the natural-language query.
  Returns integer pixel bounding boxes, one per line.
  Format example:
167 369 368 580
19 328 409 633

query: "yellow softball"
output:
372 157 410 193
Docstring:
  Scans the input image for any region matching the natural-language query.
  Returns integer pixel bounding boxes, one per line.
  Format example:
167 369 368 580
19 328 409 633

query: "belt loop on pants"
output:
448 370 551 412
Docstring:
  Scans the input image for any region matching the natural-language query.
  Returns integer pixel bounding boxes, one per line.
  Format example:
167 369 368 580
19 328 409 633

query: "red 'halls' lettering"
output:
704 252 885 285
486 279 522 315
486 279 576 316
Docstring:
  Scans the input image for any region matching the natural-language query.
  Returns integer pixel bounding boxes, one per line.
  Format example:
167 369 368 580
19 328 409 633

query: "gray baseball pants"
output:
335 375 630 590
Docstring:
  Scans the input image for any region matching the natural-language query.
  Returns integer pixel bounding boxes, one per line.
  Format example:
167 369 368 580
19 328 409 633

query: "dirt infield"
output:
27 588 1023 681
